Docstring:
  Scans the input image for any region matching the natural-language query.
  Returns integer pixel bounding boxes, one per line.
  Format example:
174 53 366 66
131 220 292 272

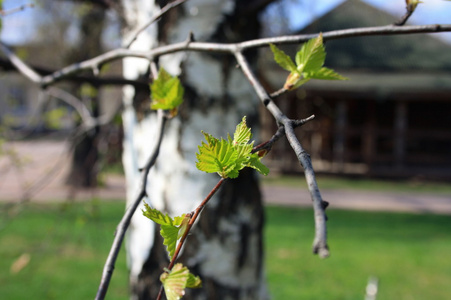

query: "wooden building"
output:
260 0 451 179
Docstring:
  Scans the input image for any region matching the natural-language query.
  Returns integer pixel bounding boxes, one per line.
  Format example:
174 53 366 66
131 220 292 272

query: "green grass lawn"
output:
266 206 451 300
1 201 450 299
0 201 129 300
262 174 451 194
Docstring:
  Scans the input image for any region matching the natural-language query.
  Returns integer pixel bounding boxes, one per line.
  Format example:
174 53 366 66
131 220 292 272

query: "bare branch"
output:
46 87 95 126
40 48 151 86
252 115 315 155
395 2 421 26
270 87 288 98
46 87 115 129
394 10 414 26
4 23 451 88
284 121 329 257
0 43 118 131
240 24 451 49
34 23 451 87
0 3 34 16
235 50 329 257
235 51 284 121
0 57 148 88
0 42 42 83
95 110 167 300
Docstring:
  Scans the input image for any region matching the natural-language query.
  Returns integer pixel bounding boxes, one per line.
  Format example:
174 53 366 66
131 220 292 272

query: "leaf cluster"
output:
160 263 202 300
142 203 189 259
150 67 184 114
142 205 201 299
270 33 347 90
195 116 269 178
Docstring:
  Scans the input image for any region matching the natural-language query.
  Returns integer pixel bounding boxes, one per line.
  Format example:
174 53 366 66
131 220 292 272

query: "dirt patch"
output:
0 139 125 202
1 140 450 215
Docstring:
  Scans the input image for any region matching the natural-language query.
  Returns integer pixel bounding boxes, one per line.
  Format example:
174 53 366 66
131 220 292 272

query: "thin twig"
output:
95 110 167 300
394 10 414 26
125 0 187 49
0 41 42 83
252 115 315 155
0 43 117 132
0 56 149 87
46 87 95 127
1 23 451 87
394 3 417 26
235 50 330 257
0 3 34 16
270 87 287 98
156 177 227 300
284 121 329 257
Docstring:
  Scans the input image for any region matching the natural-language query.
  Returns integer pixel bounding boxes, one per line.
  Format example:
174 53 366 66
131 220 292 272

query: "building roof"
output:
261 0 451 94
299 0 451 72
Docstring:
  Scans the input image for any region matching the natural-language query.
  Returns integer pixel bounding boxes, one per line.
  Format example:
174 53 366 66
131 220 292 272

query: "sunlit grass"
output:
0 201 129 300
262 174 451 194
1 201 450 299
265 206 451 299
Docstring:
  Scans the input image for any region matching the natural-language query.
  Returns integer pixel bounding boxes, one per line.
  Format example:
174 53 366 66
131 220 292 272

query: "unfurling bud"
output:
406 0 423 11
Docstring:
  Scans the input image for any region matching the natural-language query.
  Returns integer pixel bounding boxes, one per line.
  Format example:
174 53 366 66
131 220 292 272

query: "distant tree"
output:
64 3 106 188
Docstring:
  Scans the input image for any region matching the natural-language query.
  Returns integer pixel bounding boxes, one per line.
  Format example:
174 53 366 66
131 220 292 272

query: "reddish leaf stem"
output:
156 177 227 300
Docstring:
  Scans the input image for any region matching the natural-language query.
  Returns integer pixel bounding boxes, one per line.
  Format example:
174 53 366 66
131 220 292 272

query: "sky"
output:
1 0 451 44
287 0 451 42
1 1 36 44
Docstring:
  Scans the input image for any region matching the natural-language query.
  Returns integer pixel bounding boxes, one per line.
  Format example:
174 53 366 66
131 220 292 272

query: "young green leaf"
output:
160 264 202 300
196 133 238 178
296 33 326 73
177 214 191 240
270 44 297 72
161 225 181 259
150 67 184 111
186 272 202 289
142 204 187 258
248 154 270 176
196 116 269 179
283 72 310 90
142 204 185 226
307 67 348 81
232 117 252 146
271 33 347 91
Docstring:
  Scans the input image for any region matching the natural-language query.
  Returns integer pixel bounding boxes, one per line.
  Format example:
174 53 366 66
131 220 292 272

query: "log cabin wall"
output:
259 0 451 179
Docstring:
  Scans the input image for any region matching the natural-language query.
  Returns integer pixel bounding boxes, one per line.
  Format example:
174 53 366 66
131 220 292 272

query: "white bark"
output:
121 0 158 282
121 1 267 298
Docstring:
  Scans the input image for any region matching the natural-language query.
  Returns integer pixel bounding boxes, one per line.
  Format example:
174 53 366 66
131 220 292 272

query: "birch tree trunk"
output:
121 1 268 299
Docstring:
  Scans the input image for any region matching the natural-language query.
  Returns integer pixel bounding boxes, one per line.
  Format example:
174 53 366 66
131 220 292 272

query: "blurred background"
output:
1 0 451 299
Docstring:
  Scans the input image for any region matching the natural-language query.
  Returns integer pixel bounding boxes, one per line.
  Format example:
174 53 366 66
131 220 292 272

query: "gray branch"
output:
19 23 451 87
235 51 329 257
95 110 167 300
0 3 34 16
0 42 42 83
